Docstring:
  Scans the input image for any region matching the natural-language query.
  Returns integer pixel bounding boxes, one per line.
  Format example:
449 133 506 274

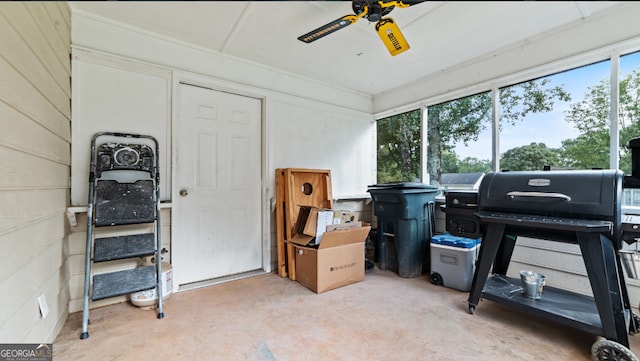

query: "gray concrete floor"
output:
54 269 640 360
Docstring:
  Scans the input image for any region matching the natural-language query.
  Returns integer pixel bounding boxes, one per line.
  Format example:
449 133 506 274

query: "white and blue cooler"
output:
430 233 481 292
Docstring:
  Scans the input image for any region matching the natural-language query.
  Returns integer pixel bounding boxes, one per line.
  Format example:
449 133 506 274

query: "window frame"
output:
374 43 640 186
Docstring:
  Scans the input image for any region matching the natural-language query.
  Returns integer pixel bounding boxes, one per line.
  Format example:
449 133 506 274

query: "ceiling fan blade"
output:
379 0 426 9
375 17 410 56
298 14 359 43
396 0 426 6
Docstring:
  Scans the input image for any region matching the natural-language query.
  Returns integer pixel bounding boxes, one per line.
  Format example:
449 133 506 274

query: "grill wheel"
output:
591 339 638 361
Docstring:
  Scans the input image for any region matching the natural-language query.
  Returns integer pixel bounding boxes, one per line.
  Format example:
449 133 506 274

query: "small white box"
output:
314 210 335 245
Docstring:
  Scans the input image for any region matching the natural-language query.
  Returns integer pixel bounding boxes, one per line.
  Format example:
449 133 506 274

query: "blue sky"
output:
453 51 640 161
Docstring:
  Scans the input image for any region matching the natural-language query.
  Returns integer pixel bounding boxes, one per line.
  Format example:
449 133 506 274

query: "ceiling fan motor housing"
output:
353 0 394 22
297 0 417 56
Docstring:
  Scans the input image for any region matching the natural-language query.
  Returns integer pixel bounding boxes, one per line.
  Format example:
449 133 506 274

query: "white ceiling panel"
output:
70 1 625 96
71 1 249 51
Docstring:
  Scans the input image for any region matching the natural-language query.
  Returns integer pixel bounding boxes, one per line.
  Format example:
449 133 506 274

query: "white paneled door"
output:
174 83 262 287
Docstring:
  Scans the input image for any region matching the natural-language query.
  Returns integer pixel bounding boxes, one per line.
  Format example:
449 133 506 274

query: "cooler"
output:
430 233 480 292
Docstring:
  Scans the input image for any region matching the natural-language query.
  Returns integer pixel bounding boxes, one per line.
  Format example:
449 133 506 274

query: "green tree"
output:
377 110 421 183
377 78 570 184
560 132 610 170
440 150 460 174
458 157 492 173
427 93 490 184
562 70 640 174
500 142 562 171
427 78 570 184
440 152 492 174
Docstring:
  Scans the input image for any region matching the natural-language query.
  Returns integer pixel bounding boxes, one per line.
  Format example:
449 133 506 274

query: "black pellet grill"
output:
467 169 638 354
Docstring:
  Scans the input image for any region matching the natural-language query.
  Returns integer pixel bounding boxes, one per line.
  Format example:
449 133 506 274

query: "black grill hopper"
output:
467 169 635 351
444 191 480 238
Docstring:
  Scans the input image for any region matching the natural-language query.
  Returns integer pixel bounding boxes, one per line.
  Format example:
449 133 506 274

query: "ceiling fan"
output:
297 0 426 56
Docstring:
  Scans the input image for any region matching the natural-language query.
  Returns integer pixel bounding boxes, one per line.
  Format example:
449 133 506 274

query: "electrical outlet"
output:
37 294 49 319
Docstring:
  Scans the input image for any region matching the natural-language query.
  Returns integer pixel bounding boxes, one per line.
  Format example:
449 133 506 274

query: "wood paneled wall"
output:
0 2 71 343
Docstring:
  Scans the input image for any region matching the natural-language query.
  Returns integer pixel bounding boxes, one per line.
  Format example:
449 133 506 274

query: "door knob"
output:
180 189 188 197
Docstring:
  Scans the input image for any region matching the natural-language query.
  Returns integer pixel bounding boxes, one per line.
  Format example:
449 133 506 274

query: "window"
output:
376 109 421 183
376 93 494 188
619 51 640 174
427 92 492 188
375 47 640 197
620 50 640 207
498 61 609 171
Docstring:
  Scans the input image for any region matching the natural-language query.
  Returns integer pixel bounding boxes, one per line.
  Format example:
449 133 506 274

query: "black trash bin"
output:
367 182 439 278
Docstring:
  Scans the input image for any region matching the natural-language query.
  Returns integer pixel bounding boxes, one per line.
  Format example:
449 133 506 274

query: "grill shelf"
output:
468 215 632 349
482 275 606 336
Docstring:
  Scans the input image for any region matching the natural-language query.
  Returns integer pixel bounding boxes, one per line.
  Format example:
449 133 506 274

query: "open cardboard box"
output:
288 206 371 293
290 225 371 293
294 206 335 245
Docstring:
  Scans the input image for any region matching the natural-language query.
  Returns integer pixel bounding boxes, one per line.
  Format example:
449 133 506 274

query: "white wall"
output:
268 97 376 198
71 52 172 205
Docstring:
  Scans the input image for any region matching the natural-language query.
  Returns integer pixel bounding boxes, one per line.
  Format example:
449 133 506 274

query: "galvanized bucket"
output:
520 270 545 299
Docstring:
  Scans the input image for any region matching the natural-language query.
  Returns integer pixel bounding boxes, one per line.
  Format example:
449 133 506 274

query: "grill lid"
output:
477 169 623 248
478 170 622 221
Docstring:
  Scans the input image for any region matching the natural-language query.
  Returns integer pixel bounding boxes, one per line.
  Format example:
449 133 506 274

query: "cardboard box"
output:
293 206 335 245
292 225 371 293
326 221 362 232
333 210 359 224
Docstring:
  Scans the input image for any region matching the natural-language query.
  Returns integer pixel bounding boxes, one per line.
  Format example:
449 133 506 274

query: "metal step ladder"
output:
80 132 164 339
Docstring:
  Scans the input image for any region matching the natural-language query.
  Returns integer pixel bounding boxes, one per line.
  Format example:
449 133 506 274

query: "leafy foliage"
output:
458 157 492 173
426 93 491 184
499 142 562 171
562 70 640 174
560 131 610 170
425 78 570 184
500 78 571 126
376 110 421 183
441 151 492 174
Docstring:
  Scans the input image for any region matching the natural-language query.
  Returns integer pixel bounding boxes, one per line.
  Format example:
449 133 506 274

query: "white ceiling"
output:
69 1 622 97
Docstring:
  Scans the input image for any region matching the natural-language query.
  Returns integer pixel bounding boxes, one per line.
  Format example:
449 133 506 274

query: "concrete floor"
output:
54 269 640 361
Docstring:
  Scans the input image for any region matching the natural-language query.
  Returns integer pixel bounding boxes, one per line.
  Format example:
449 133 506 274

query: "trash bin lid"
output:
367 182 438 191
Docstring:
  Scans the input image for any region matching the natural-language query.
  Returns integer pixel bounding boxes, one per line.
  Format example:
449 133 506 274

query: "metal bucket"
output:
520 270 545 299
620 250 640 279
